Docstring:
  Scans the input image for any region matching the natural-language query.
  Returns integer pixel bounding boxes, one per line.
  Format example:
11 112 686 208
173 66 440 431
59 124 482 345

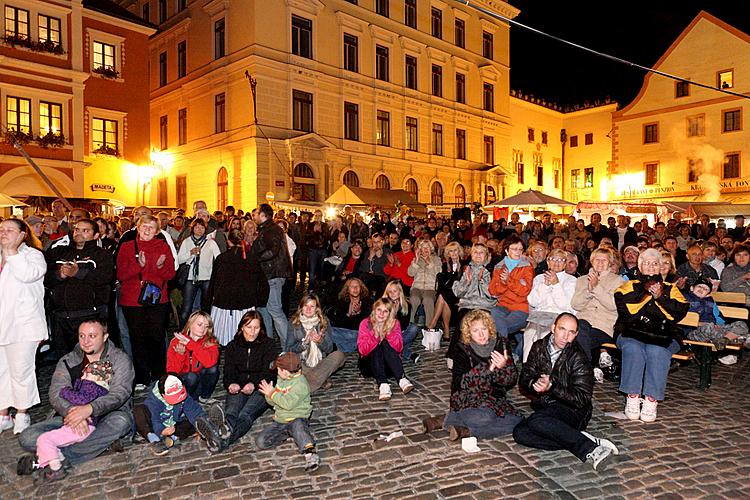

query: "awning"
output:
486 189 575 209
0 193 28 208
325 186 422 209
687 203 750 220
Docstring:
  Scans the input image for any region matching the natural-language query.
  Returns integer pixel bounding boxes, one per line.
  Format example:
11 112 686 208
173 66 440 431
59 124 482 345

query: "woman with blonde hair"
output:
659 250 677 282
357 298 413 401
166 310 220 402
424 241 463 340
422 309 520 441
408 239 441 327
330 277 372 353
383 280 420 363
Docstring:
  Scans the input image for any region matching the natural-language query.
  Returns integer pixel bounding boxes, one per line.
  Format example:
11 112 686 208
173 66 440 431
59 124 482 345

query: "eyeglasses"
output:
642 260 660 266
549 257 567 263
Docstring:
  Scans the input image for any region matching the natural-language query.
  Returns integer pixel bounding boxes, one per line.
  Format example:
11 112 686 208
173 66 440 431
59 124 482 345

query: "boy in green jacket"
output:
257 352 319 471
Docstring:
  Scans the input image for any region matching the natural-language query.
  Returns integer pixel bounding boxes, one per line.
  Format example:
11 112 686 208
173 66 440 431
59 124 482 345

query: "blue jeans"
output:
180 280 210 328
256 418 315 453
617 336 679 400
490 306 528 359
19 409 134 465
115 289 132 358
256 307 274 339
181 365 219 400
513 402 595 462
223 391 269 447
331 327 358 353
308 248 327 289
266 278 289 347
444 408 522 439
401 324 420 361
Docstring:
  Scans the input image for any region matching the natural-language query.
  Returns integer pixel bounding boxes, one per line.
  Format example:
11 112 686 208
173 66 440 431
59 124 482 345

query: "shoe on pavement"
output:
718 354 738 365
398 378 414 394
587 444 613 470
150 440 170 456
448 425 471 441
0 415 13 434
13 413 30 435
209 403 232 440
378 383 392 401
599 351 614 368
33 466 67 486
580 431 619 455
410 353 421 364
422 415 445 434
304 452 320 472
624 395 641 420
593 367 604 384
195 417 222 453
640 397 658 422
17 454 40 476
134 384 148 392
321 379 334 390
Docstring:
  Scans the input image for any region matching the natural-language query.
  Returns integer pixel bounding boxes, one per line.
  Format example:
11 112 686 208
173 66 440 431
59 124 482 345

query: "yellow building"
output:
610 11 750 204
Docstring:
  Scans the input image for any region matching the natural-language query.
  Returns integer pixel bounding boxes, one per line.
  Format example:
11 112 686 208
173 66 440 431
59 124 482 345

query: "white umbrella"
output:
0 193 28 208
486 189 575 208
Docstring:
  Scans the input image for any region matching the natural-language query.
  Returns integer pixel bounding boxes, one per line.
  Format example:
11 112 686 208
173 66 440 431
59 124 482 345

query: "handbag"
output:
134 238 163 307
175 263 190 287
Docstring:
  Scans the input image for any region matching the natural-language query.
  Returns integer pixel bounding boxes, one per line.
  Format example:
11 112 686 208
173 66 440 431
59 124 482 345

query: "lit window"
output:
39 102 62 135
92 118 118 151
645 163 658 185
718 70 733 89
7 96 31 134
584 167 594 188
4 6 29 39
38 14 61 45
93 41 116 71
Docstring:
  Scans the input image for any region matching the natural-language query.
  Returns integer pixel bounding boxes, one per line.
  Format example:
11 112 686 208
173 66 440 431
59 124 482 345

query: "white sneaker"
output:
624 395 641 420
398 377 414 394
135 384 147 392
587 444 613 470
581 431 620 455
378 383 392 401
13 413 30 435
718 354 738 365
593 367 604 384
0 415 13 433
640 398 658 423
599 351 613 368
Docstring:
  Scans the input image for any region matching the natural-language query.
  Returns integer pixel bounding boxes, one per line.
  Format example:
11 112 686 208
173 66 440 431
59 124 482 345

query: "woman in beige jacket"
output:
408 239 442 327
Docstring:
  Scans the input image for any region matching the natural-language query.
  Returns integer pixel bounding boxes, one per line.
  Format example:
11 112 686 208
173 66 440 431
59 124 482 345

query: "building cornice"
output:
83 10 157 36
0 56 89 86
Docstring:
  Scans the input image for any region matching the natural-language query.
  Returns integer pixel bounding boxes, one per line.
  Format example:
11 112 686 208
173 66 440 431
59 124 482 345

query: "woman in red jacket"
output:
167 311 220 403
117 215 176 388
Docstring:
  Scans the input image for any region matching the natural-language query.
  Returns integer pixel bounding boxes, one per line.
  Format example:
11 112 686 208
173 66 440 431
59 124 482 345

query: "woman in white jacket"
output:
177 218 221 328
523 248 577 361
408 239 442 327
0 219 47 434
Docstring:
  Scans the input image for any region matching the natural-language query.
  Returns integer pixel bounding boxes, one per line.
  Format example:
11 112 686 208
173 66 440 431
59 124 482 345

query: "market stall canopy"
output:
576 201 669 219
0 193 28 208
486 189 575 208
685 203 750 220
325 185 421 209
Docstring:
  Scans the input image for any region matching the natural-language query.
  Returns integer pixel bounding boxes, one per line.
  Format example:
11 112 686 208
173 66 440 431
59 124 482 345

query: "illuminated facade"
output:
0 0 154 206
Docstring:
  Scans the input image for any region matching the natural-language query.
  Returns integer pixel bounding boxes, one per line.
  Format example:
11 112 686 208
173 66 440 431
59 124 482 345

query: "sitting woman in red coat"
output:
166 311 220 403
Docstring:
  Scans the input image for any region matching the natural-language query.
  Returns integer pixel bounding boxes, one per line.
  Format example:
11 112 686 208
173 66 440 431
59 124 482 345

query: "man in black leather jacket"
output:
513 313 619 470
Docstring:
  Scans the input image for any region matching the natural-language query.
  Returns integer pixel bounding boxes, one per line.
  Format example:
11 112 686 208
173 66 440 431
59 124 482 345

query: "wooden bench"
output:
710 291 746 306
601 311 699 362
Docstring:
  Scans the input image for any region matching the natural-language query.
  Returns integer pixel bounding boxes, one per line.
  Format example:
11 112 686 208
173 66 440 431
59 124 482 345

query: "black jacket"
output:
329 296 372 330
251 219 292 280
607 226 638 249
614 278 689 347
207 247 269 310
520 334 594 419
223 333 278 390
45 239 114 312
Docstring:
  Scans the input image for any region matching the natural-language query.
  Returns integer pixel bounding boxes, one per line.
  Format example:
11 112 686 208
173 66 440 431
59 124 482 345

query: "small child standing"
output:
256 352 319 471
31 361 114 483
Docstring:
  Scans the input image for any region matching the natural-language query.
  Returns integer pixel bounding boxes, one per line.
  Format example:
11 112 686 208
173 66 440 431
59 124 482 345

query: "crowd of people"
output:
2 198 750 483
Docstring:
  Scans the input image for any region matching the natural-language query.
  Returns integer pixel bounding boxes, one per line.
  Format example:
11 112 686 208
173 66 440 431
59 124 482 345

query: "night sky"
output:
507 0 750 108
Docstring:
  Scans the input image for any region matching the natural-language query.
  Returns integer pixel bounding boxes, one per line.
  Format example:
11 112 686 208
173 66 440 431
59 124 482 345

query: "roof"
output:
83 0 158 30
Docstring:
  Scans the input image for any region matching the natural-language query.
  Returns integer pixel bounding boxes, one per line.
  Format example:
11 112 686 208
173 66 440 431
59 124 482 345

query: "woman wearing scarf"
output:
177 218 221 328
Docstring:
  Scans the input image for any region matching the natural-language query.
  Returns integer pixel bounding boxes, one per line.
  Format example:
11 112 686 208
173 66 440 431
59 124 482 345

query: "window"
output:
6 96 31 134
483 83 494 112
687 158 702 183
554 169 560 189
431 182 443 205
376 0 389 17
455 19 465 48
38 14 61 45
645 162 658 185
456 129 466 160
718 70 733 89
534 152 543 186
93 41 116 71
215 93 226 133
4 6 29 39
376 110 390 146
214 19 225 59
571 169 580 189
584 167 594 188
157 178 168 206
482 31 493 59
142 3 150 22
406 116 418 151
376 174 390 190
431 8 442 38
176 175 187 210
455 73 466 104
344 102 358 140
724 153 740 179
291 15 312 59
292 90 313 132
569 135 578 147
39 102 61 135
159 51 167 86
343 170 360 187
217 168 228 210
431 64 442 97
158 0 167 23
293 163 316 201
723 109 742 132
687 115 705 137
376 45 389 81
177 41 186 78
404 0 416 28
675 81 689 98
178 108 187 145
343 34 358 72
159 115 168 150
406 178 418 199
432 123 443 156
517 162 524 184
483 135 494 165
541 131 548 145
455 184 466 206
643 123 658 144
527 128 535 142
405 55 417 90
177 0 187 12
585 133 593 145
92 118 118 151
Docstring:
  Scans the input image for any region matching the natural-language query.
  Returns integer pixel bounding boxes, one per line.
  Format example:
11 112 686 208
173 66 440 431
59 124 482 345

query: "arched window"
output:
293 162 316 201
431 181 443 205
405 178 418 200
343 170 360 187
454 184 466 206
217 167 228 211
375 174 391 190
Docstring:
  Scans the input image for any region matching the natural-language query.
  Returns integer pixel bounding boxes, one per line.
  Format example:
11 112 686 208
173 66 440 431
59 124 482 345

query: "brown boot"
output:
448 425 471 441
422 415 445 434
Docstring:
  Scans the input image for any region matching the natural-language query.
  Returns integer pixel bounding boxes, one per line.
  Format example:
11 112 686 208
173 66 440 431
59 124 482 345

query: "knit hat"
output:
692 277 713 291
160 374 187 405
83 360 113 390
272 352 301 372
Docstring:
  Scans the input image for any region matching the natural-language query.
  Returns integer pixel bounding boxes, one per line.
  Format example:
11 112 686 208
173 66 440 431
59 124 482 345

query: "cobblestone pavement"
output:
1 343 749 499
